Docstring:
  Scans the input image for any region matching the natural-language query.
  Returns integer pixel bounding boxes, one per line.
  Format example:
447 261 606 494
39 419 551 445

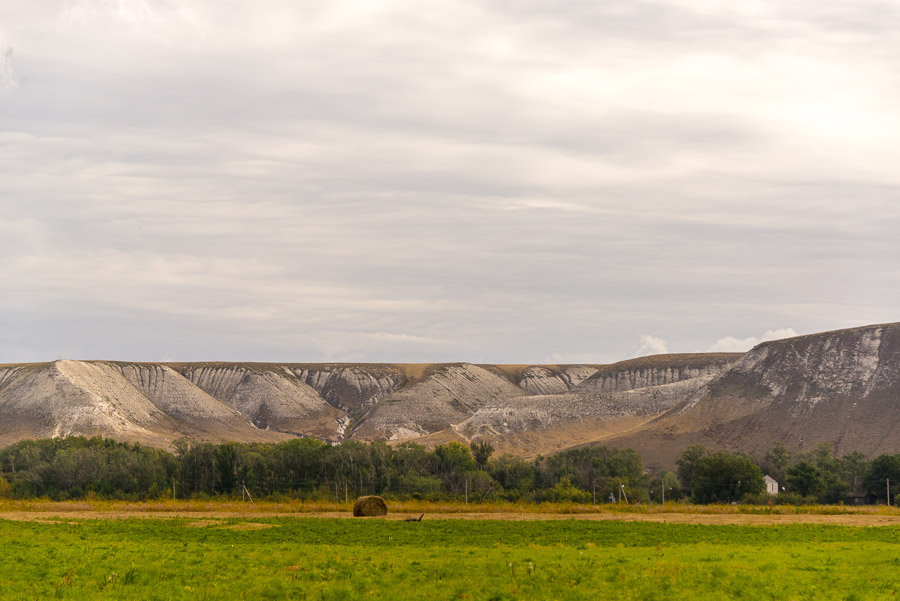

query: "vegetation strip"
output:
3 435 897 507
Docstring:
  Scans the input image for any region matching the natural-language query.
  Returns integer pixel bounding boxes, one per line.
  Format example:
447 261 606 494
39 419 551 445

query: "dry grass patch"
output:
219 522 276 530
183 520 218 528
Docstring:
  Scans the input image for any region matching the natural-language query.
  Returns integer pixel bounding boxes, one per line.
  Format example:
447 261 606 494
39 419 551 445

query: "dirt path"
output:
3 510 900 526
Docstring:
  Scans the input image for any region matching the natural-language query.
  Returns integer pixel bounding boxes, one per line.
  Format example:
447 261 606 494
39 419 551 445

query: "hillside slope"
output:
109 363 282 442
0 361 184 447
597 323 900 468
351 364 528 441
403 354 742 456
171 364 346 440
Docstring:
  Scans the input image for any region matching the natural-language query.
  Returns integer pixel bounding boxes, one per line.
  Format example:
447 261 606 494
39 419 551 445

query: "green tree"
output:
649 471 682 503
761 442 791 484
432 442 476 495
840 452 869 492
542 447 646 503
488 454 537 500
785 461 826 499
864 455 900 503
691 452 764 504
676 445 707 497
470 440 494 470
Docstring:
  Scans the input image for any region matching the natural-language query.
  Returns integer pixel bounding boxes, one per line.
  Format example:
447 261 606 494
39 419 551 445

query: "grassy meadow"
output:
3 512 900 600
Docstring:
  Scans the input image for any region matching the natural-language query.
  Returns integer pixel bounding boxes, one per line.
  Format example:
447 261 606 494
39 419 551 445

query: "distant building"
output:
764 475 778 495
846 492 877 505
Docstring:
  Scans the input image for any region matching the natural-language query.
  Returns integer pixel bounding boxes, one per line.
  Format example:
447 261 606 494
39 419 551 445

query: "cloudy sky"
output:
1 0 898 364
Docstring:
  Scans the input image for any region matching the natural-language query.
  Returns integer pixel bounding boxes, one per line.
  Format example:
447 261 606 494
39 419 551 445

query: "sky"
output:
1 0 898 364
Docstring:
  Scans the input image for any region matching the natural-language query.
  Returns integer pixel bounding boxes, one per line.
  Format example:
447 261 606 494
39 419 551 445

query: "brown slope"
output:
596 323 900 469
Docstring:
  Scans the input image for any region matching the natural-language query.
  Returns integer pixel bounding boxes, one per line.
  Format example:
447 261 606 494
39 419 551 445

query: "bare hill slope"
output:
171 364 346 440
416 376 715 457
350 364 529 441
396 354 741 456
0 361 183 447
595 323 900 468
109 363 284 443
0 356 739 451
288 364 406 414
0 361 288 447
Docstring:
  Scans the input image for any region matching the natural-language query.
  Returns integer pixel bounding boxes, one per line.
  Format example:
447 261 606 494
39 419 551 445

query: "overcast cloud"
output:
1 0 898 364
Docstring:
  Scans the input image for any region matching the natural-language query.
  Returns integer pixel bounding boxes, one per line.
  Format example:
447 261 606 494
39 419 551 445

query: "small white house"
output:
764 475 779 496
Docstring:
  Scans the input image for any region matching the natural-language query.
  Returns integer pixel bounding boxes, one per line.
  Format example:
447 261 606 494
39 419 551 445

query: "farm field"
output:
3 511 900 600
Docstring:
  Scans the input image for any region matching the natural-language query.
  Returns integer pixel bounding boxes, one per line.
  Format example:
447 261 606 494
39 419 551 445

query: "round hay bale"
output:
353 495 388 517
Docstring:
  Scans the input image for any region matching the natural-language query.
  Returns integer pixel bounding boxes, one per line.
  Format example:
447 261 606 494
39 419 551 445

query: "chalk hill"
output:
0 361 287 447
0 323 897 462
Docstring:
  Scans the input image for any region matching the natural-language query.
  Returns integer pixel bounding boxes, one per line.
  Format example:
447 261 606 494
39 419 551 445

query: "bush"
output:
532 478 592 504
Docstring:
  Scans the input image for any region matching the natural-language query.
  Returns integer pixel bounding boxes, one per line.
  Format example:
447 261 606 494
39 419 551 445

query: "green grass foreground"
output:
3 518 900 600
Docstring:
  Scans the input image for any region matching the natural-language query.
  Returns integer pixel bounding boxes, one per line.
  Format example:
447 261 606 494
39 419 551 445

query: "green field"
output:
3 517 900 600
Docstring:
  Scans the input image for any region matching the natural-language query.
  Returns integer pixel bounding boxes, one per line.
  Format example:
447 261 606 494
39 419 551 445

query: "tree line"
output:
0 436 898 505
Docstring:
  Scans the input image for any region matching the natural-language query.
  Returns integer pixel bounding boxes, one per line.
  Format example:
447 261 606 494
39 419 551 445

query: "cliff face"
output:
574 354 741 394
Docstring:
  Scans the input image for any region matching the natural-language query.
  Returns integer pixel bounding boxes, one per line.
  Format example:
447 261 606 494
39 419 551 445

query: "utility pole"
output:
888 478 891 506
661 483 665 506
592 482 596 505
172 477 176 501
620 484 628 505
465 479 468 504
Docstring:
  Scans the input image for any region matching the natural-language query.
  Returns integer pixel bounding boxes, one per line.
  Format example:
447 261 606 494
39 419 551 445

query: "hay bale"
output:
353 495 388 517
